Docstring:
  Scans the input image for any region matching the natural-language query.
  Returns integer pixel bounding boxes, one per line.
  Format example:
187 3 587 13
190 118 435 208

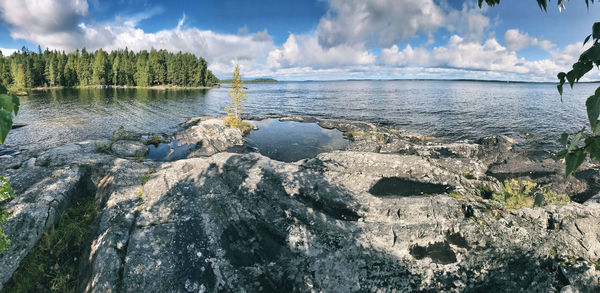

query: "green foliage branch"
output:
0 176 15 252
224 64 252 134
0 83 19 144
481 0 598 176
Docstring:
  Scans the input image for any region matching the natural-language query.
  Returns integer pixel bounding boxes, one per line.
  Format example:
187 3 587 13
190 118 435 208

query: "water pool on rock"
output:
245 119 349 162
146 140 196 161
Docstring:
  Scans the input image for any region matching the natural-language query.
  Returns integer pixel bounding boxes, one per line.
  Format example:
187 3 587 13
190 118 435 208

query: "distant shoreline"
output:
290 78 570 84
219 78 278 83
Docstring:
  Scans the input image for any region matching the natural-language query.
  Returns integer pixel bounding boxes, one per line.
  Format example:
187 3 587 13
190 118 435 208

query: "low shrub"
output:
224 116 253 135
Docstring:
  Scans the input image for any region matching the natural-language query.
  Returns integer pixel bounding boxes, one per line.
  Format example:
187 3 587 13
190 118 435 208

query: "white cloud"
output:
0 48 17 56
76 16 276 76
316 0 446 48
380 44 431 67
0 0 592 81
267 34 375 69
444 3 490 41
504 29 555 51
377 34 593 81
0 0 88 49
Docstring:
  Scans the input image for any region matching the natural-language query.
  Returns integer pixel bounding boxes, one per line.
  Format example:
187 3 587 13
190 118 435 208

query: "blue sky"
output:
1 0 600 81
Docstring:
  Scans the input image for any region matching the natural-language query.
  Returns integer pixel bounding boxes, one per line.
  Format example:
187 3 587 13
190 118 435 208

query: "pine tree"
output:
92 49 109 85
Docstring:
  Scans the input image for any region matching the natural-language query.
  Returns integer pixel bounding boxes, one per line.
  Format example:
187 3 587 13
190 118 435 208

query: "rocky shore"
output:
0 116 599 292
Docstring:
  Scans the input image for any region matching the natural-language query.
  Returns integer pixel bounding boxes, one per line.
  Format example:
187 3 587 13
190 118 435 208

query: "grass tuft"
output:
94 142 110 154
140 168 156 186
224 116 253 135
3 194 96 292
480 179 570 210
110 125 138 141
461 172 476 180
147 134 163 146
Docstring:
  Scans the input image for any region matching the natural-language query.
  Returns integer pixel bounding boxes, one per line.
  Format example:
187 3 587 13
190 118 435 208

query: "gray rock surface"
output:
175 118 244 157
0 167 86 288
81 151 599 292
1 116 599 292
111 140 149 157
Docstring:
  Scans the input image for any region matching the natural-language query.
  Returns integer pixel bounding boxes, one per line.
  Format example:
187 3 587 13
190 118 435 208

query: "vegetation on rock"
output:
3 194 96 292
110 125 137 141
0 177 15 253
147 134 163 146
224 64 252 134
482 179 570 209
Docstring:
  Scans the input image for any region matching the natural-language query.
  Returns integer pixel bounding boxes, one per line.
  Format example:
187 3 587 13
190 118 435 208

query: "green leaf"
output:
565 149 586 177
569 128 585 151
571 62 593 84
566 71 575 88
584 34 592 46
0 94 15 113
593 22 600 40
585 136 600 160
537 0 547 11
556 149 568 158
560 132 569 148
11 94 18 115
586 93 600 131
557 84 563 96
533 193 544 207
0 109 13 144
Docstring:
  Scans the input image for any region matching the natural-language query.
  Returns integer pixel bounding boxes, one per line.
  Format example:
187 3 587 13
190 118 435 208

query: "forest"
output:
0 47 220 89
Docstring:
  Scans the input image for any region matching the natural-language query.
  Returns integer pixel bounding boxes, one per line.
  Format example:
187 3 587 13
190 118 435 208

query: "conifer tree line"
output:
0 46 220 89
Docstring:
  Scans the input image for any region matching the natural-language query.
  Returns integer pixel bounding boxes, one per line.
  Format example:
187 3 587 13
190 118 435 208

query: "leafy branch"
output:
555 22 600 176
481 0 598 176
0 83 19 144
479 0 594 11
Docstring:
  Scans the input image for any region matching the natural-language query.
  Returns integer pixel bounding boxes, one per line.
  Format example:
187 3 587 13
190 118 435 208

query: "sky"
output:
0 0 599 81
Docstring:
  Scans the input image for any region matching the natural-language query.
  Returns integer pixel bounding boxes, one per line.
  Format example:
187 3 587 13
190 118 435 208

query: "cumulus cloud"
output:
444 3 490 41
0 0 88 49
0 0 590 81
378 34 593 81
504 29 555 51
316 0 446 48
380 44 431 67
267 34 375 69
0 48 17 56
76 16 276 76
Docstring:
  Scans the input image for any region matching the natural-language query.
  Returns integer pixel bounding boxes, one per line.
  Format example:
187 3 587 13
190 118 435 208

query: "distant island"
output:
0 47 220 91
219 78 277 83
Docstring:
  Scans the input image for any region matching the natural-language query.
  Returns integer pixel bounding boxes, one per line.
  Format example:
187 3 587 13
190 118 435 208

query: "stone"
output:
21 157 36 168
111 140 148 157
0 167 86 289
78 150 600 292
175 118 244 158
3 116 600 292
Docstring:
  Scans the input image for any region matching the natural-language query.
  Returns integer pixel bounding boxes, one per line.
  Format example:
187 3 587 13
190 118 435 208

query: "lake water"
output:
1 80 594 155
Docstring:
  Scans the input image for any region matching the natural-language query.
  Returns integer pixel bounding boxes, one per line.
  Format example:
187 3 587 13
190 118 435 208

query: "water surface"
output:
146 140 196 161
2 81 593 155
246 119 349 162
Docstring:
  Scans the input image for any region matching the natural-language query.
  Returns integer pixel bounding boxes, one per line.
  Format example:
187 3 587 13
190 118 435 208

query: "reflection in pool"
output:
246 119 349 162
147 140 195 161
